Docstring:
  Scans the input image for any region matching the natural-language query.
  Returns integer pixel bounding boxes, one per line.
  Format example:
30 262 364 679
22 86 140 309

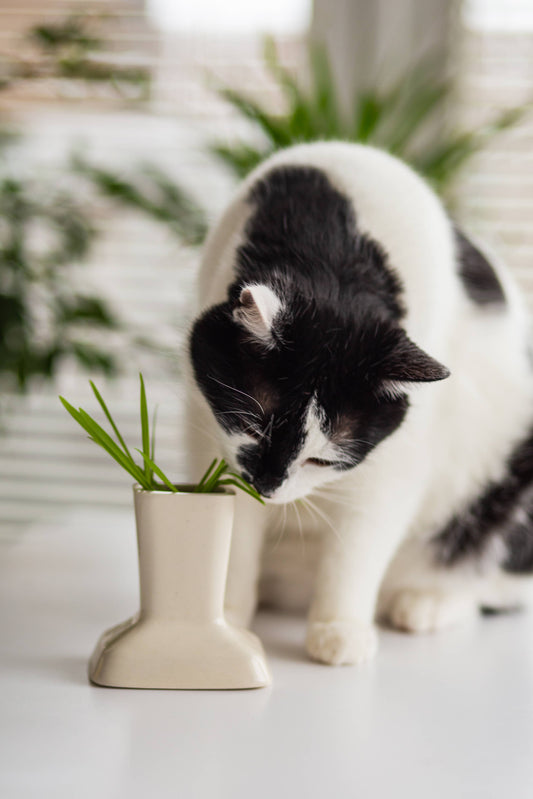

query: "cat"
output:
184 141 533 665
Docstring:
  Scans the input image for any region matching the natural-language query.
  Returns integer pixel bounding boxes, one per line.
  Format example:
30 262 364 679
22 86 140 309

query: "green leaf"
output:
139 373 151 484
150 405 158 461
352 93 383 141
74 157 207 246
216 88 293 148
59 395 85 426
263 36 316 140
210 143 267 179
308 43 341 137
195 457 218 491
56 296 117 329
88 436 149 486
77 408 147 484
69 342 117 376
135 450 178 493
62 386 263 501
220 476 264 504
384 82 451 155
192 457 264 502
89 380 133 461
59 396 149 487
200 459 228 493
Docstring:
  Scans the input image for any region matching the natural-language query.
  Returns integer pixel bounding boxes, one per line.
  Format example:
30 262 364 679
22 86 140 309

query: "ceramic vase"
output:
89 485 271 690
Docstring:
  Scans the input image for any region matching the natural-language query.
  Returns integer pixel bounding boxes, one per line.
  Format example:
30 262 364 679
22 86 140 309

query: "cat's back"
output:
198 141 457 349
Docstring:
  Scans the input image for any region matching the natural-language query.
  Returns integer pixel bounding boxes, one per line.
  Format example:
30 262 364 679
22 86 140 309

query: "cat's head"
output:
189 282 449 503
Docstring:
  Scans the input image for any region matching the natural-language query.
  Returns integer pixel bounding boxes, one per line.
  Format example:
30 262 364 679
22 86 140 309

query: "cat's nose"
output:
249 475 276 499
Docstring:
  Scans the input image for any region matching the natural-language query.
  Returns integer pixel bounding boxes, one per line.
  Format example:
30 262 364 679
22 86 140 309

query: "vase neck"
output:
134 491 234 622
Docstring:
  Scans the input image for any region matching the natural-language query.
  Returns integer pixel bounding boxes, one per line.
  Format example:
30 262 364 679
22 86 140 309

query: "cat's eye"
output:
305 458 336 467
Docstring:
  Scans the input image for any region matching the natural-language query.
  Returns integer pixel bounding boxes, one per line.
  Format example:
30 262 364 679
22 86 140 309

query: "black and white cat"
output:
185 142 533 665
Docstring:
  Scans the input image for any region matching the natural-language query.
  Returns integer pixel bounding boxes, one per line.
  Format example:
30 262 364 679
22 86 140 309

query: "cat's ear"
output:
377 332 450 397
232 284 282 346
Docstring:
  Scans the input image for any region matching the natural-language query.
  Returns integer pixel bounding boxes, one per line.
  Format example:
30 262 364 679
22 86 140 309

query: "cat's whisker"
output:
186 419 221 448
300 497 322 533
303 496 344 543
291 500 306 557
311 486 358 505
216 409 261 420
208 375 265 415
311 493 359 510
270 503 288 553
263 414 275 446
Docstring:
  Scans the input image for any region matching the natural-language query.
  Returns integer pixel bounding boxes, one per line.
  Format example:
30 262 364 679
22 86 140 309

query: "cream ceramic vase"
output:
89 485 271 690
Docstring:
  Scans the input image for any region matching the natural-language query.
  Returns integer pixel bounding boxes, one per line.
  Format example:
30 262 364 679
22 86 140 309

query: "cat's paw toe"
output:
306 620 378 666
386 589 473 634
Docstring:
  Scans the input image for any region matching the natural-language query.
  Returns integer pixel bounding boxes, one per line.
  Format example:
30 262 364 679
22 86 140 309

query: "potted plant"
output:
60 375 271 690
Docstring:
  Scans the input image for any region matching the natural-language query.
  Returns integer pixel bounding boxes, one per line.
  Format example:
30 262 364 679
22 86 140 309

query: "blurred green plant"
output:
31 15 103 52
73 158 208 247
80 38 530 248
212 38 530 197
0 12 150 100
0 165 119 390
31 13 150 96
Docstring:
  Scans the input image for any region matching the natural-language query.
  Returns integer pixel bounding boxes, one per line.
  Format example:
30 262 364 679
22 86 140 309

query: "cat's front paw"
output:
306 620 378 666
386 589 474 634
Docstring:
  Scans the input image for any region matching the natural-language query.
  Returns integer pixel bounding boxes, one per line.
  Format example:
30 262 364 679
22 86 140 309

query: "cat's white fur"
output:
233 284 282 347
184 142 533 665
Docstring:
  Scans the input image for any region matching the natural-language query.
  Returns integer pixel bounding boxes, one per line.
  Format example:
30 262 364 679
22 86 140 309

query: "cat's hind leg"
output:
378 537 481 634
381 491 533 633
381 482 533 633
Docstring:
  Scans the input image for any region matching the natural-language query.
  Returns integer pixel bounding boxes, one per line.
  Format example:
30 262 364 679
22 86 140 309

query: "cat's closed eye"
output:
305 458 336 467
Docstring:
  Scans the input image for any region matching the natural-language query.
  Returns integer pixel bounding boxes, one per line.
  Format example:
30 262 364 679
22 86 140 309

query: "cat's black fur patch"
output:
232 166 406 320
434 430 533 573
190 165 449 497
455 228 506 306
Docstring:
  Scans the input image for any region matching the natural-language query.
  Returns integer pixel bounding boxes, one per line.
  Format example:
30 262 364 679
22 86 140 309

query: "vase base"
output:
88 616 271 690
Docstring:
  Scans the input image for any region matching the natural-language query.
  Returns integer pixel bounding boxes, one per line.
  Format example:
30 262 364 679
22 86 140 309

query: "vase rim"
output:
132 483 235 496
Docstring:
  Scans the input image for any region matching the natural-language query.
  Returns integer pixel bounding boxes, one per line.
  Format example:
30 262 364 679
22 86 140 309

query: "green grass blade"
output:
135 450 178 493
150 405 158 461
88 436 150 487
195 457 218 491
139 373 151 484
228 473 263 500
76 408 148 485
200 459 228 493
219 476 264 504
61 396 149 486
89 380 133 460
59 397 88 431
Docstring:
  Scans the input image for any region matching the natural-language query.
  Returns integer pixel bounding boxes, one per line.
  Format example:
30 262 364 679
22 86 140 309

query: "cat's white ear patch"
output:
377 379 412 401
233 284 282 346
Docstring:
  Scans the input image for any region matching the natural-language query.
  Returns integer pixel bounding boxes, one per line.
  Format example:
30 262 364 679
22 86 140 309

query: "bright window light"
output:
465 0 533 31
147 0 311 34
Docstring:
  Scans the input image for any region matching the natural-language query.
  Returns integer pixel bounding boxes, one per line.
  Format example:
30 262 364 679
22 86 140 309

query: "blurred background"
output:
0 0 532 542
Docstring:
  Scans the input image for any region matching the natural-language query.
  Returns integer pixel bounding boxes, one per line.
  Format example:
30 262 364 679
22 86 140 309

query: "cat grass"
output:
60 373 263 502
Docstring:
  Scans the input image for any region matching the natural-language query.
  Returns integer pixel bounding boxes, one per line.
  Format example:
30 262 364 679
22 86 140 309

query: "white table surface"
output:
1 508 533 799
